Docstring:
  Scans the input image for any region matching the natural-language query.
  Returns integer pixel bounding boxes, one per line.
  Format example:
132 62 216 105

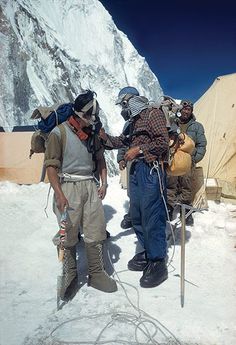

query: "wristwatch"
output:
139 147 143 154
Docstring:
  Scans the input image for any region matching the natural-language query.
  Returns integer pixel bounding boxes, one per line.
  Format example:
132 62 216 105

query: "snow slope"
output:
0 178 236 345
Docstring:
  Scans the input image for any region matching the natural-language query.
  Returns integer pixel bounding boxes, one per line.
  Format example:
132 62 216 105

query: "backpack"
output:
29 102 103 176
148 95 182 128
29 103 74 158
148 96 196 176
166 132 195 176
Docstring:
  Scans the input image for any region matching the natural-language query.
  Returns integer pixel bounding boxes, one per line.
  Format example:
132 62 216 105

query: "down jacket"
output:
183 115 207 164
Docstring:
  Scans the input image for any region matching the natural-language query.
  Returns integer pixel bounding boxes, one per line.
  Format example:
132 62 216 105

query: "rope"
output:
44 184 52 218
150 161 176 267
48 268 182 345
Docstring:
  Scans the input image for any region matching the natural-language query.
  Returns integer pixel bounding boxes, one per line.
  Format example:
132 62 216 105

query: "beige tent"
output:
0 131 45 184
194 73 236 200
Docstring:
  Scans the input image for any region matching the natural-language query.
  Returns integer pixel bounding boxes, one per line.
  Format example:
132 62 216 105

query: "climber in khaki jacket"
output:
44 90 117 300
167 100 207 225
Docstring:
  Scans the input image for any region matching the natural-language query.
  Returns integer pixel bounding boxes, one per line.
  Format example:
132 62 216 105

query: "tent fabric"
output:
0 131 45 184
194 73 236 188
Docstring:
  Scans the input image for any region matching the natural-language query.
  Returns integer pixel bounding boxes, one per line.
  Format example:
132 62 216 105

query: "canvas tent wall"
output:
0 127 45 184
194 73 236 200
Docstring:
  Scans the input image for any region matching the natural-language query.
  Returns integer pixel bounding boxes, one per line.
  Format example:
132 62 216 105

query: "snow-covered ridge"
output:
0 0 162 133
1 0 163 174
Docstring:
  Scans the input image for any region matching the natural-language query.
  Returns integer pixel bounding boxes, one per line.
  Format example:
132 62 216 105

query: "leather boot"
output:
140 259 168 288
60 246 78 301
85 241 117 293
120 213 132 229
186 213 194 226
127 251 148 271
167 204 174 221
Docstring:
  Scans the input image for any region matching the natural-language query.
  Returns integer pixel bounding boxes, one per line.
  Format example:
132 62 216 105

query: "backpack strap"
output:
58 124 66 155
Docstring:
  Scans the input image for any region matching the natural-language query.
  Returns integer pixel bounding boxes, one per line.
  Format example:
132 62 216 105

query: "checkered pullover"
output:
106 108 169 163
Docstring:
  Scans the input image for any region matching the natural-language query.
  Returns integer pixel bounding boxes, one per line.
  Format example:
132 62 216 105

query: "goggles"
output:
181 100 193 108
119 99 129 108
115 93 134 106
74 98 99 125
74 111 96 125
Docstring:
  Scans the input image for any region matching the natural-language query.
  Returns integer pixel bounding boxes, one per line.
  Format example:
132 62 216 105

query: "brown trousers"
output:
167 166 195 208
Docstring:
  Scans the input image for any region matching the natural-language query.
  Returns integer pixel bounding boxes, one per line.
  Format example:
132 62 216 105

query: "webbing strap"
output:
58 124 66 155
81 98 96 114
74 98 96 121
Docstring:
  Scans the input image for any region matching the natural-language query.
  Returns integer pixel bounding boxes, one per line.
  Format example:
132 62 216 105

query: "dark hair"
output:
74 90 97 112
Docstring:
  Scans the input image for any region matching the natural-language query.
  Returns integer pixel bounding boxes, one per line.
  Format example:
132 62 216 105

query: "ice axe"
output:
56 207 67 310
180 203 187 308
179 203 207 308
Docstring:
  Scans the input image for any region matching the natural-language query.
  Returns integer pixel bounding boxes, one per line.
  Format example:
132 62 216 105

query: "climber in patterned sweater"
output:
99 86 169 288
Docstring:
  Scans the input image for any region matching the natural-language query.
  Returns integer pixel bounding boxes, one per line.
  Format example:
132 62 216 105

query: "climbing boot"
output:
60 246 78 301
85 241 117 293
120 213 132 229
127 251 148 271
140 259 168 288
186 213 194 226
167 205 174 221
